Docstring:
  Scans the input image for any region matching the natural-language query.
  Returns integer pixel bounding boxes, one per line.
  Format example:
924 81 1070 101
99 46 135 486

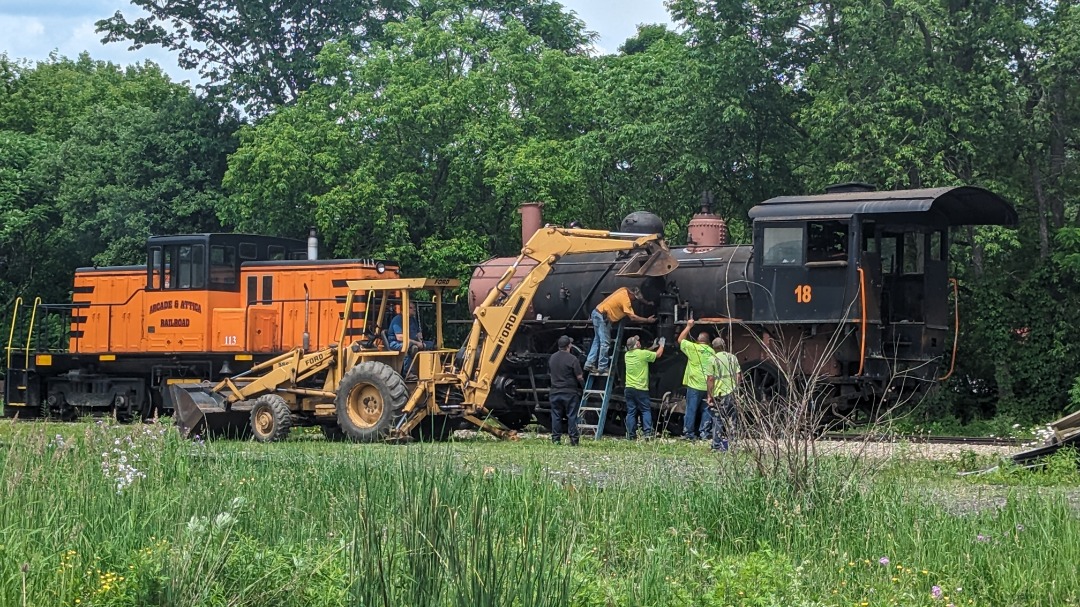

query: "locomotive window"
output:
290 251 307 260
247 276 258 306
903 233 925 274
163 249 173 288
210 245 237 288
806 221 848 263
930 231 943 261
762 226 803 265
178 246 192 288
148 247 162 290
268 245 286 260
880 237 898 274
191 245 205 289
239 242 258 260
262 275 274 304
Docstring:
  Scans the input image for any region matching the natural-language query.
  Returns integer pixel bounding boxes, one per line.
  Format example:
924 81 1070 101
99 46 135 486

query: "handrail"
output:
24 297 41 368
938 278 960 381
6 296 22 369
856 268 867 376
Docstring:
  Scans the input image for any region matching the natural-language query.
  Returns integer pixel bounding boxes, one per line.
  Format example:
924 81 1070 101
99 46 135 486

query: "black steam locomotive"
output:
468 184 1017 434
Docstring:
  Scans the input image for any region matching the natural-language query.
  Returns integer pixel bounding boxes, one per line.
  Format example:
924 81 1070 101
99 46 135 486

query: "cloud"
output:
1 0 117 18
0 15 48 58
0 11 200 85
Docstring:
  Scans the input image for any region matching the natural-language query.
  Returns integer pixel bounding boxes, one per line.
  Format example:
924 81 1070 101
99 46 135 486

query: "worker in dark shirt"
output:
548 335 584 446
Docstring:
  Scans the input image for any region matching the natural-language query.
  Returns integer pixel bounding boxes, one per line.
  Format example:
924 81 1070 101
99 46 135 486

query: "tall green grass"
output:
1 421 1078 606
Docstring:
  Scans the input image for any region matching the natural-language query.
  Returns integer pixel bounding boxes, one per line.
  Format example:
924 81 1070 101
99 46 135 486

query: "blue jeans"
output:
585 309 612 370
624 388 654 439
390 339 434 376
549 392 580 444
683 387 709 439
710 394 736 451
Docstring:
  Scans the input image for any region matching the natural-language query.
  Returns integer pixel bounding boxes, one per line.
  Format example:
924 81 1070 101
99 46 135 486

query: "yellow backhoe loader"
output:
171 226 678 442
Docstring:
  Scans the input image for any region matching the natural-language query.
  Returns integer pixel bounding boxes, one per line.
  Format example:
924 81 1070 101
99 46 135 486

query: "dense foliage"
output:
2 0 1080 423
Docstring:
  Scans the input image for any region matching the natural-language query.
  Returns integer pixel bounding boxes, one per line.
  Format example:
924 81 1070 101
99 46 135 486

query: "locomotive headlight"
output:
376 262 386 274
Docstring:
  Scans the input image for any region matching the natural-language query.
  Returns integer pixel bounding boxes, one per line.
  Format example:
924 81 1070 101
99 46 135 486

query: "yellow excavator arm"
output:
458 226 678 410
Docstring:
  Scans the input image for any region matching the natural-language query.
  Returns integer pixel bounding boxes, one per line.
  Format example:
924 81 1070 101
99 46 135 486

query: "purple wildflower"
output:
879 557 890 566
931 585 943 600
976 534 990 543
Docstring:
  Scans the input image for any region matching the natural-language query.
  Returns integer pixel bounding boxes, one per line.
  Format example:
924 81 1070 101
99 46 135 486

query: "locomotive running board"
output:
616 247 679 277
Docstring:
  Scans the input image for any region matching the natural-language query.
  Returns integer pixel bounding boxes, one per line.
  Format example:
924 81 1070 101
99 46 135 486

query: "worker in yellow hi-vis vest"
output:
707 337 742 452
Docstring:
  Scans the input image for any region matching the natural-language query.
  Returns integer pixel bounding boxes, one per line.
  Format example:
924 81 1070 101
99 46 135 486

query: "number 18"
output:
794 285 812 303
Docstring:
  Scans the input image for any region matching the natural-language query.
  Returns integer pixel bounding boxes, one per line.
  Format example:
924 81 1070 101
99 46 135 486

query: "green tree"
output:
0 56 237 323
97 0 593 115
223 2 595 278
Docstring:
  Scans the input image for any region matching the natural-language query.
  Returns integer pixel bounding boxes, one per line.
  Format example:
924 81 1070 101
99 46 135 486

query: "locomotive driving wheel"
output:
745 362 784 405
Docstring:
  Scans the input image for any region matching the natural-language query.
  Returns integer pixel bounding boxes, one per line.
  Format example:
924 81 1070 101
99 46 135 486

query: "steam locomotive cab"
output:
747 184 1018 419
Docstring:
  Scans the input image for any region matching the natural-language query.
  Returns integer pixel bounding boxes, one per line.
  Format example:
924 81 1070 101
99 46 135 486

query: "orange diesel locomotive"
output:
4 232 397 420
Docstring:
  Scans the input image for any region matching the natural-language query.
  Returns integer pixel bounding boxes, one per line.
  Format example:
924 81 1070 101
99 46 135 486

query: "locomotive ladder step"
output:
577 323 624 440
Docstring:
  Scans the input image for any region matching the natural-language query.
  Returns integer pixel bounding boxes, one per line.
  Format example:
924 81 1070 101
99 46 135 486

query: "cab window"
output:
903 233 925 274
175 245 205 289
148 247 162 289
806 221 848 263
239 242 258 260
210 245 238 289
762 226 803 265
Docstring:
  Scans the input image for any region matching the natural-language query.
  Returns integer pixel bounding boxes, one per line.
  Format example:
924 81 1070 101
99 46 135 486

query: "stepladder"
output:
577 323 624 439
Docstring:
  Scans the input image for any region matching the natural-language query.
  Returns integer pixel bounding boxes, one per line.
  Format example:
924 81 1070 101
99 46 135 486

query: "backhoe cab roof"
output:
347 278 460 291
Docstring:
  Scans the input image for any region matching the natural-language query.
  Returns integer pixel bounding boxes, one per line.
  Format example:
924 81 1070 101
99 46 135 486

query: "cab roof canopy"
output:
747 186 1018 226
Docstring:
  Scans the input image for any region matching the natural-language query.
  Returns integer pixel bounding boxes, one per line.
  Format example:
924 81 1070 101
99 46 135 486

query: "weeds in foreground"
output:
1 420 1079 606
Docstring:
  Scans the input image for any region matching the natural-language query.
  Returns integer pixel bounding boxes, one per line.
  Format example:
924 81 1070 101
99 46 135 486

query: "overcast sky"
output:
0 0 675 85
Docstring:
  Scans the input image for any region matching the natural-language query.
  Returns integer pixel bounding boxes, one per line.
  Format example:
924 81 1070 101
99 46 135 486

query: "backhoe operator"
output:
389 301 432 377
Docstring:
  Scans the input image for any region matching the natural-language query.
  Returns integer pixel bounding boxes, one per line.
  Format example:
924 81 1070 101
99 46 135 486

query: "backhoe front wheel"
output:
336 362 408 443
249 394 293 442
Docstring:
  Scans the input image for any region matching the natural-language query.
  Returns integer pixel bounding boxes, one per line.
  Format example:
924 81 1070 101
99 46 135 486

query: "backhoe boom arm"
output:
459 227 677 409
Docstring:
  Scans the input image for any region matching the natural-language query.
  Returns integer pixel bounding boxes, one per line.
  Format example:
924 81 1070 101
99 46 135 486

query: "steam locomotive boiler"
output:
470 184 1018 434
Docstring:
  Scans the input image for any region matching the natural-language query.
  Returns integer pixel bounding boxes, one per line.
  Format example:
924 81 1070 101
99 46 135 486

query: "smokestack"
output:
307 227 319 260
518 202 544 246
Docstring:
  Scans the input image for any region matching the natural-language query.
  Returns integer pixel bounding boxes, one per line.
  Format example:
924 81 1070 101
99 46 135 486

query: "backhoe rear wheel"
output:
249 394 293 442
336 361 408 443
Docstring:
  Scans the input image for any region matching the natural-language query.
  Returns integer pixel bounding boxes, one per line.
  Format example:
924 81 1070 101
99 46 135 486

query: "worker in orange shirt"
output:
585 286 655 375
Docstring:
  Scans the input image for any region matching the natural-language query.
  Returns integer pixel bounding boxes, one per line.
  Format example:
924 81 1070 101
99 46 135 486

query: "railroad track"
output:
819 433 1025 447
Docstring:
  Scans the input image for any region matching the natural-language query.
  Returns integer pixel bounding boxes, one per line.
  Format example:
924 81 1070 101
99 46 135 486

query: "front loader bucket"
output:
617 247 679 277
170 383 247 439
